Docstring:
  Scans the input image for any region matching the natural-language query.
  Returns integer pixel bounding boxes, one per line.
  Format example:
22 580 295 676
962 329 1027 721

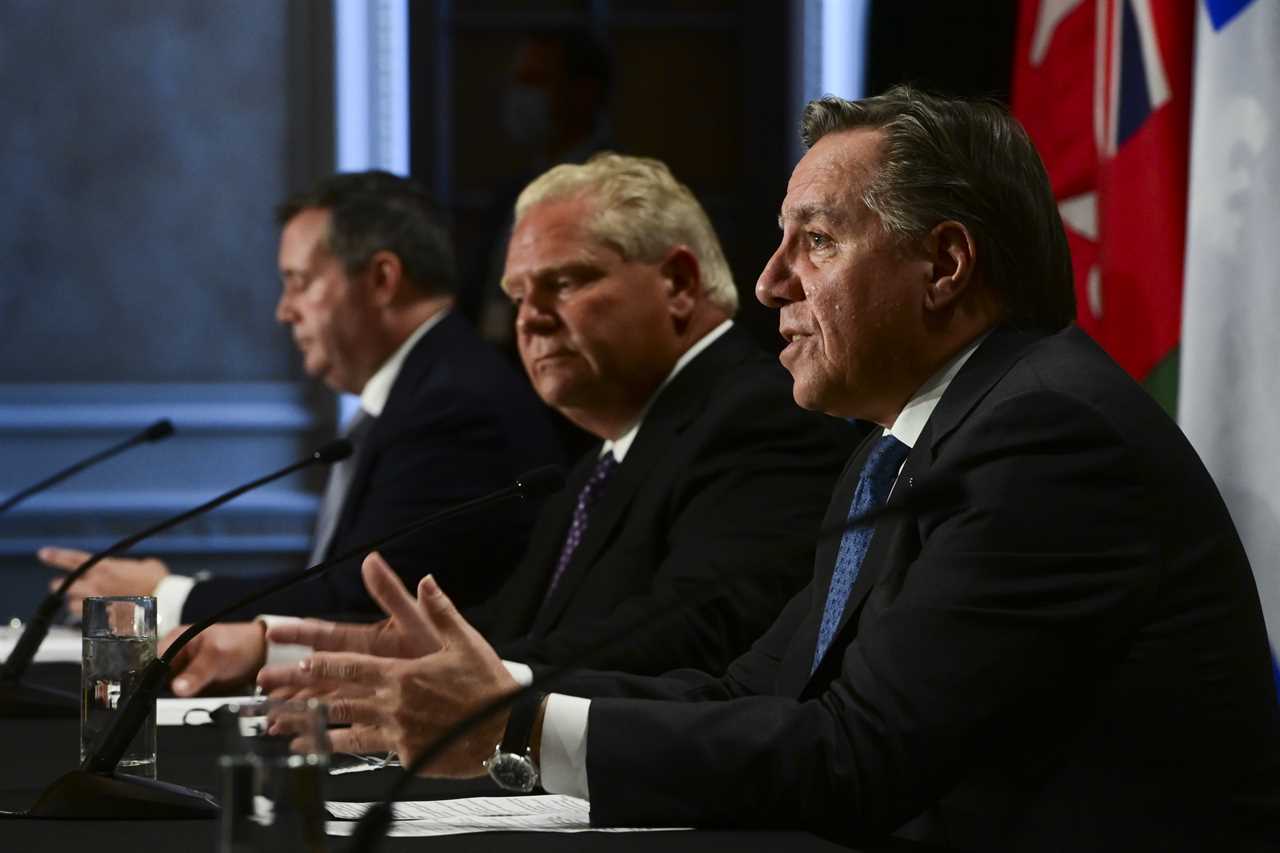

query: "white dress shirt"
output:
534 331 987 800
153 310 450 637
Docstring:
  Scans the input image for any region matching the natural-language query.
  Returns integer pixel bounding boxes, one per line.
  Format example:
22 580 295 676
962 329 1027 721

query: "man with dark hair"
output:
41 170 562 693
263 88 1280 852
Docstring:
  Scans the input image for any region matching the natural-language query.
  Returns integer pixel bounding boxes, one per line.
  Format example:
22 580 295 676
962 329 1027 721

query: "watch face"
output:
486 751 538 793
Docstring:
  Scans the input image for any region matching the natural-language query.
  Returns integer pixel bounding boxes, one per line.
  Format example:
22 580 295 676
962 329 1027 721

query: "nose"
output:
514 292 559 337
275 288 295 325
755 240 800 309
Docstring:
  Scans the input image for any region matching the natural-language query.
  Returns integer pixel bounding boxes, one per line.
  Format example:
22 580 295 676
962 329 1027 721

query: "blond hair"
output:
513 153 738 314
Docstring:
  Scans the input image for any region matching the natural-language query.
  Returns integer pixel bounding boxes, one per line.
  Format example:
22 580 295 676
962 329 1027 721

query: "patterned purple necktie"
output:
811 434 910 672
542 451 619 604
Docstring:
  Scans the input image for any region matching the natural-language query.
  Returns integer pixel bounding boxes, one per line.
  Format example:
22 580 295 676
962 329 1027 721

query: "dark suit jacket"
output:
560 326 1280 852
465 325 865 676
181 312 562 622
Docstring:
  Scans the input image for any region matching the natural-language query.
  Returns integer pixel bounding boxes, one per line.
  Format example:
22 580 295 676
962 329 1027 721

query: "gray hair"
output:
801 85 1074 332
512 153 738 314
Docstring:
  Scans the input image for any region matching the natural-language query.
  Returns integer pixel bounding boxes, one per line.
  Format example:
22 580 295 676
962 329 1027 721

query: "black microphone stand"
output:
0 439 352 720
0 419 174 517
22 466 563 820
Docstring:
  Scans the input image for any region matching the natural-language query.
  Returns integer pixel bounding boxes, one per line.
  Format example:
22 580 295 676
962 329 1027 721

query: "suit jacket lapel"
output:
776 436 871 696
920 327 1041 459
789 327 1045 694
498 453 595 637
829 446 928 637
325 313 456 555
531 327 753 632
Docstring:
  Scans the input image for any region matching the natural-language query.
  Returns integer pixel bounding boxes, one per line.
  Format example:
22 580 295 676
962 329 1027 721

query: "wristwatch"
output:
483 691 545 793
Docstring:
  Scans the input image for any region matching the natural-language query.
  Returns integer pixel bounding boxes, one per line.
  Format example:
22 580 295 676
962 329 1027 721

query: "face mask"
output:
502 84 552 148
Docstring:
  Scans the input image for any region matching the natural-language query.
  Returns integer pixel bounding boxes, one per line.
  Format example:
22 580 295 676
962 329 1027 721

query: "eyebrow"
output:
777 203 850 230
501 256 607 295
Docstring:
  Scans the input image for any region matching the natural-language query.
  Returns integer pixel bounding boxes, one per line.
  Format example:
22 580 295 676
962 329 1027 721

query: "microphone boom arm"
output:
0 439 352 687
82 465 564 776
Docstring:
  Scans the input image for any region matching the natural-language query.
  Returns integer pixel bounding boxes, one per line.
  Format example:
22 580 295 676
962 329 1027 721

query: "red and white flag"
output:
1012 0 1193 385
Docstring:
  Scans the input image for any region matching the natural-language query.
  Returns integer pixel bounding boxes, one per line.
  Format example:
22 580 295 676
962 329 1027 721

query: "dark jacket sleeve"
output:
540 583 816 702
182 385 555 622
582 392 1164 837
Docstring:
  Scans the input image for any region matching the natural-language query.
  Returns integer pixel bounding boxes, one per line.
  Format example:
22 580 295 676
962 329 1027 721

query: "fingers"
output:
63 590 86 619
37 547 91 572
418 575 472 646
328 725 394 755
324 696 386 727
158 625 186 657
362 552 426 629
257 662 306 694
169 638 219 697
258 652 388 694
266 617 340 649
167 634 204 697
304 652 389 686
265 683 375 703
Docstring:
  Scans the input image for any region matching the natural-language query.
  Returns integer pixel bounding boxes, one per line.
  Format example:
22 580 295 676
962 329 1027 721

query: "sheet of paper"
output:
325 794 690 836
156 695 256 726
0 624 82 663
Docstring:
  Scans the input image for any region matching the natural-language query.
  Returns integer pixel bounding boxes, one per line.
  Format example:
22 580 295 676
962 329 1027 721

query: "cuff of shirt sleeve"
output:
502 660 533 687
154 574 195 636
255 615 313 668
539 693 591 800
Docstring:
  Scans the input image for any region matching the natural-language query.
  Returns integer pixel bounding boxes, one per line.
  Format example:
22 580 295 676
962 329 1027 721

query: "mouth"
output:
780 327 811 345
778 328 813 364
530 349 576 364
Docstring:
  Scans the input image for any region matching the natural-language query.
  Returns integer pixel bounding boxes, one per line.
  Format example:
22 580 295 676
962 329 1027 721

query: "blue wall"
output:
0 1 332 618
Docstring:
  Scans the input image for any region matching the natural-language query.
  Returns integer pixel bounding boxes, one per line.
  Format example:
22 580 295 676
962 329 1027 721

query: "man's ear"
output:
922 221 977 313
365 250 406 306
660 246 702 323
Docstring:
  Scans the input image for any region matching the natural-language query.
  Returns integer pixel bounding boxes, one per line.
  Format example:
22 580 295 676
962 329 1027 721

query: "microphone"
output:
0 438 354 720
23 465 564 820
345 468 966 851
0 418 174 516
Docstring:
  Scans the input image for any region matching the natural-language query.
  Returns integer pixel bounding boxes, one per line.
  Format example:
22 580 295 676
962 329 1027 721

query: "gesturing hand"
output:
39 547 170 618
264 552 444 660
258 574 517 777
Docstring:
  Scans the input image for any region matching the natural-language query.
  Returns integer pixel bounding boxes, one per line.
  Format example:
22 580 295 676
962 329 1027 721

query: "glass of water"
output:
80 595 157 778
218 698 330 853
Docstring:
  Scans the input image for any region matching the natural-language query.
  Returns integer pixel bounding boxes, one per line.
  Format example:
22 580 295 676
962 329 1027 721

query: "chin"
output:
789 382 827 414
531 380 576 410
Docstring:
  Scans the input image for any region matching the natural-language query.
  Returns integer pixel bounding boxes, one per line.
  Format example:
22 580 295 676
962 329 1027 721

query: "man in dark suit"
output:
265 153 858 680
41 171 561 693
261 88 1280 851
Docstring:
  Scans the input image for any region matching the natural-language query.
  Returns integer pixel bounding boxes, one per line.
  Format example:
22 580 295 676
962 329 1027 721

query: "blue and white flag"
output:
1178 0 1280 689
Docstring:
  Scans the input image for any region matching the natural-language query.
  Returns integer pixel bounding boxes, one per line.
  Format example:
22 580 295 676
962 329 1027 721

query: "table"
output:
0 664 926 852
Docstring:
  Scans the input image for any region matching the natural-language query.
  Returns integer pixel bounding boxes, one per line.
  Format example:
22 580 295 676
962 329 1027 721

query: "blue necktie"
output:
812 434 910 672
542 451 619 605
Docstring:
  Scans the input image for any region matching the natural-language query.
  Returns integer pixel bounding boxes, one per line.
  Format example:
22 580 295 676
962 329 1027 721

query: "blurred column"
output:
335 0 411 174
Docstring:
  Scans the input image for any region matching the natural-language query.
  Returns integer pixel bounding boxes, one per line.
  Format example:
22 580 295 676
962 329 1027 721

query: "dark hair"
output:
275 170 457 296
801 85 1075 332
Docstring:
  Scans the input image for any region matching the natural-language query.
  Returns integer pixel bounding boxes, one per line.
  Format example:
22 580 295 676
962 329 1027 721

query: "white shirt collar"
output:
358 309 450 418
884 332 989 450
603 319 734 463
